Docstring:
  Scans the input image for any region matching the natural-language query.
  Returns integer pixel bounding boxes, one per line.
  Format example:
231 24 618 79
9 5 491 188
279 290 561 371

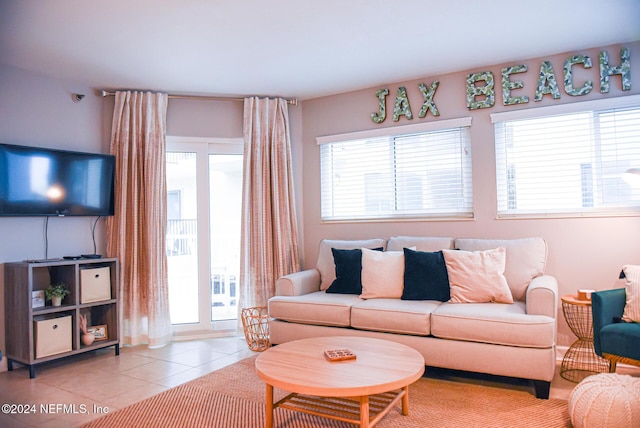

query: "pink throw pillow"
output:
622 265 640 322
442 247 513 304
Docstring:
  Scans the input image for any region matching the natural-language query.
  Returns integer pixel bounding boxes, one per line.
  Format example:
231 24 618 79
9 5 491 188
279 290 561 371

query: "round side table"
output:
560 294 610 382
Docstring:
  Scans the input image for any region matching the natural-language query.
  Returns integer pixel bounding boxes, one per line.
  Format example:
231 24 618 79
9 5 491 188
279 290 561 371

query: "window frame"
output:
317 117 473 223
491 95 640 219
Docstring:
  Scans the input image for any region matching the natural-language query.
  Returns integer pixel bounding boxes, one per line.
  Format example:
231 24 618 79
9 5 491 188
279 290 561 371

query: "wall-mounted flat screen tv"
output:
0 143 115 216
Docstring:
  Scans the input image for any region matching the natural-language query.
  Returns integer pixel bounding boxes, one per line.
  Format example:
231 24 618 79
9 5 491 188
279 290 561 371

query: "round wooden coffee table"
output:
255 336 425 428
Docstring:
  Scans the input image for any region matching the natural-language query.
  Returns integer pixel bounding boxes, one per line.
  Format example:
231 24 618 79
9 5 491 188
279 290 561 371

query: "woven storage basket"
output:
241 306 271 352
569 373 640 428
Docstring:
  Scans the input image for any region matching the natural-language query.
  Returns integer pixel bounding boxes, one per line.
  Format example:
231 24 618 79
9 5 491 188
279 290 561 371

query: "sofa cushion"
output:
326 248 366 295
360 248 405 299
317 239 387 291
402 248 450 301
387 236 455 252
443 247 513 304
431 301 555 348
599 322 640 361
268 291 360 327
454 238 547 301
351 298 440 336
622 264 640 322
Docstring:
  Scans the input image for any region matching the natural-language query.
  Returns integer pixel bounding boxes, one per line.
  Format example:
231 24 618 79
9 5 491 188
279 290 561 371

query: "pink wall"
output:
163 97 305 225
1 40 638 358
0 64 111 371
0 66 304 369
0 65 109 263
166 98 244 137
299 42 640 346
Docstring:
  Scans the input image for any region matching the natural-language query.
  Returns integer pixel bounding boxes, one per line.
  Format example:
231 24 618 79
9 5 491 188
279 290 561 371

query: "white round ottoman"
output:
569 373 640 428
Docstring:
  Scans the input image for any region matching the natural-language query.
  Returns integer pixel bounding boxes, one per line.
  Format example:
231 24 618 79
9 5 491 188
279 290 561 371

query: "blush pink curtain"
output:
106 91 172 347
240 97 300 311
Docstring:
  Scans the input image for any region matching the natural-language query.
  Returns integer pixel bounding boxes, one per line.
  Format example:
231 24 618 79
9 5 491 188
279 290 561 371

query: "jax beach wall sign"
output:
371 47 631 124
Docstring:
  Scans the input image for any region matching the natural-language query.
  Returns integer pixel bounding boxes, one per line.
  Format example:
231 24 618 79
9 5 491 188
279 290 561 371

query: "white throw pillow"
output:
360 248 405 299
316 238 387 290
442 247 514 304
386 236 455 252
622 265 640 322
454 238 547 302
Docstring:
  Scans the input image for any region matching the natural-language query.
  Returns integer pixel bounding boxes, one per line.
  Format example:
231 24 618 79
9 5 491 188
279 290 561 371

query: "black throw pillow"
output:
326 247 383 294
402 248 450 301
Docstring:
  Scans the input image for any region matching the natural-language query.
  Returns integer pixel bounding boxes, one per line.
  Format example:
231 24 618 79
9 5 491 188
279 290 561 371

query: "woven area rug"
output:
82 357 570 428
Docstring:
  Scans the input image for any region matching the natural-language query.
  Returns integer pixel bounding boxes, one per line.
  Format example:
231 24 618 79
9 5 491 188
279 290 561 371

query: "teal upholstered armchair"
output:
592 288 640 372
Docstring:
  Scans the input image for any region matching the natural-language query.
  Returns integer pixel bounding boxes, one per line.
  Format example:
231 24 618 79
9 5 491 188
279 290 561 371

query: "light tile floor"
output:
0 336 255 428
0 337 638 427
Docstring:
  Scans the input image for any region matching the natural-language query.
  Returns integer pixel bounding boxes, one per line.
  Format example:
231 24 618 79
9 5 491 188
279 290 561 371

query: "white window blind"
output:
319 119 473 221
493 97 640 217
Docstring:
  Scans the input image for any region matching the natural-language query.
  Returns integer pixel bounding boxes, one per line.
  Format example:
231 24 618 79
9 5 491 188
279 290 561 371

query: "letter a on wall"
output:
535 61 561 101
393 87 413 121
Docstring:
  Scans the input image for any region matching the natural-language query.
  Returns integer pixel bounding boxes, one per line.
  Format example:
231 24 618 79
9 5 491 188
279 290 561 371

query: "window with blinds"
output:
493 96 640 217
318 119 473 222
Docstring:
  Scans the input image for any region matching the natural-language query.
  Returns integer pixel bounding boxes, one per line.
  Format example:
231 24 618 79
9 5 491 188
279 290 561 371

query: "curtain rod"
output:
100 90 297 106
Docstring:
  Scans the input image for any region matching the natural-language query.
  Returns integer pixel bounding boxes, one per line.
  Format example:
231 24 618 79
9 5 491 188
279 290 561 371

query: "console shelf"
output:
4 258 119 378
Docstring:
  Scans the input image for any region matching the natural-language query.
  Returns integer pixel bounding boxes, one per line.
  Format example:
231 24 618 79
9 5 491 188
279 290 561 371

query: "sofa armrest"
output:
275 269 321 296
592 288 626 355
526 275 558 319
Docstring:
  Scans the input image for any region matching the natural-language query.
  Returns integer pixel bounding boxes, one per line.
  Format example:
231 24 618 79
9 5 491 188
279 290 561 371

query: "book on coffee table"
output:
324 348 356 362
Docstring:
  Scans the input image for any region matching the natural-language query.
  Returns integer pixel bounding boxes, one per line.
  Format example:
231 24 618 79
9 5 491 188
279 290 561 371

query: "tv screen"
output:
0 143 115 216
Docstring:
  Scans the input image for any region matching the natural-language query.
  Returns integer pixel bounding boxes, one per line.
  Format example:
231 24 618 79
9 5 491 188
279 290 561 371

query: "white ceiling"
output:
1 0 639 101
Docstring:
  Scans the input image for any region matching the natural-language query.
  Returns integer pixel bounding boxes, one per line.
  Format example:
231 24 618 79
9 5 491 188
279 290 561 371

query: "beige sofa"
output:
268 236 558 399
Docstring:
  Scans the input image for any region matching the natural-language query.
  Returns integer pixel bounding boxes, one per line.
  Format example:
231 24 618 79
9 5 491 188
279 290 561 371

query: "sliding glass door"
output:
208 154 243 321
166 137 243 334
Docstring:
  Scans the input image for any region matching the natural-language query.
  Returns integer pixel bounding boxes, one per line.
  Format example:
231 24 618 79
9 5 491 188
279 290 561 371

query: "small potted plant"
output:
45 283 69 307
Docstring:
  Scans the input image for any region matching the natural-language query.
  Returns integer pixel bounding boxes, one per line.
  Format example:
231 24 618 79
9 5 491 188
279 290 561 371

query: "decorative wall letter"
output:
501 65 529 106
534 61 561 101
418 81 440 118
564 55 593 96
368 45 632 120
466 71 495 110
371 88 389 123
393 87 413 121
599 48 631 93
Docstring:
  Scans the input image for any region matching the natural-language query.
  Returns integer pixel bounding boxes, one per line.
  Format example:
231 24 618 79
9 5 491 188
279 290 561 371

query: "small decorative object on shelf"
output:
324 349 356 362
79 314 95 346
31 290 45 308
44 283 69 307
88 325 108 341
